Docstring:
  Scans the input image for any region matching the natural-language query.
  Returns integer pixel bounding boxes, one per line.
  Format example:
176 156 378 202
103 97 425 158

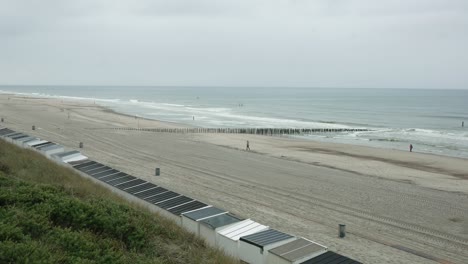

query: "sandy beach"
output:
1 94 467 263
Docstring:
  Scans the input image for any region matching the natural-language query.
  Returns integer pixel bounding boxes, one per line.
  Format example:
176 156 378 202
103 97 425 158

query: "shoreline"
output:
1 93 468 263
2 91 467 160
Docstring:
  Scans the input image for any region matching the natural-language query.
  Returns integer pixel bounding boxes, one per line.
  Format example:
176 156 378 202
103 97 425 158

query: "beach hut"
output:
199 213 244 247
239 229 296 264
52 150 86 163
216 219 269 258
267 238 327 264
181 206 228 235
1 131 20 138
165 200 210 225
37 144 65 157
20 137 39 146
33 142 55 150
0 128 14 137
25 139 49 147
63 154 88 163
13 136 35 146
10 134 29 142
150 194 209 224
3 132 23 142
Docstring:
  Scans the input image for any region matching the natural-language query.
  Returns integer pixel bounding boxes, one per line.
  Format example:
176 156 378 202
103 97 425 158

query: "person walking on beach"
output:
409 144 413 152
246 140 250 151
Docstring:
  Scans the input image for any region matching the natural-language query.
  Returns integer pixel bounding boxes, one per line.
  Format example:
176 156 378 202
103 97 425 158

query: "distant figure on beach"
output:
246 140 250 151
409 144 413 152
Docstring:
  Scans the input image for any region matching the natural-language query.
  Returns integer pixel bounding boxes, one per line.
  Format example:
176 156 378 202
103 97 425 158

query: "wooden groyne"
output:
87 127 370 136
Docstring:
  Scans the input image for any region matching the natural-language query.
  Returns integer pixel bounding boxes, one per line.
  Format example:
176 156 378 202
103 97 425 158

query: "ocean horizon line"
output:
1 84 467 91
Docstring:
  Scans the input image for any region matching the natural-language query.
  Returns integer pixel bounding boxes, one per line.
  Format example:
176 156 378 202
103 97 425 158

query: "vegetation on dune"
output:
0 140 237 264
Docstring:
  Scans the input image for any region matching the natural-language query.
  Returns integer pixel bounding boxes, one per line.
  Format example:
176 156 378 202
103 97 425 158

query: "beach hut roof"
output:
35 142 56 149
269 238 327 263
26 140 49 146
168 200 209 216
53 150 80 158
300 251 361 264
37 144 61 151
15 136 36 142
200 213 243 229
11 134 28 140
240 229 294 249
63 155 88 163
218 219 268 241
4 132 22 138
0 128 14 135
182 206 227 221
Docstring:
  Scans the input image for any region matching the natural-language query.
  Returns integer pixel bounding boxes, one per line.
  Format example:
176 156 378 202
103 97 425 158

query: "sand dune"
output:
1 94 467 264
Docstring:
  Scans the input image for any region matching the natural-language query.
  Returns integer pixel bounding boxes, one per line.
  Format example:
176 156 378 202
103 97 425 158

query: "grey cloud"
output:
0 0 467 88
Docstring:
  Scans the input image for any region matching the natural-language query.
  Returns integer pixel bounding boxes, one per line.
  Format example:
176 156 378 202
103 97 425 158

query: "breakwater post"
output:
89 127 371 136
79 142 83 148
32 125 35 130
155 168 160 176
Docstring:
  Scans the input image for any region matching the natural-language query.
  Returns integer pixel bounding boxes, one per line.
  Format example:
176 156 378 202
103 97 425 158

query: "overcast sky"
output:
1 0 467 89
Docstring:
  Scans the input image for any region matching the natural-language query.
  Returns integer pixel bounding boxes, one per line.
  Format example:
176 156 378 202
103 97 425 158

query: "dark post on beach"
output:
155 168 160 176
1 117 3 122
79 142 83 148
463 121 465 127
339 224 346 238
32 125 35 130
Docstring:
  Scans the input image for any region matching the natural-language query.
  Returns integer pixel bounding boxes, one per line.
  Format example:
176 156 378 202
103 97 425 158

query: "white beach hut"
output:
38 144 65 157
63 154 88 163
20 137 38 146
216 219 269 258
25 139 49 147
52 150 83 163
238 229 296 264
266 238 327 264
181 206 228 235
199 214 244 247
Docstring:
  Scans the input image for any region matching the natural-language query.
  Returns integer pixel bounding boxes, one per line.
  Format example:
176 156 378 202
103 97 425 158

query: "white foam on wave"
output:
103 99 353 129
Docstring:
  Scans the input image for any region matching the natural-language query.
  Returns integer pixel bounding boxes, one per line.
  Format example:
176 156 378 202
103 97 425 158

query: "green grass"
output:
0 140 238 264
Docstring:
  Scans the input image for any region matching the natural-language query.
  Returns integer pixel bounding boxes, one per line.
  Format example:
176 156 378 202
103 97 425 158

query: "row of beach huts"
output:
0 125 361 264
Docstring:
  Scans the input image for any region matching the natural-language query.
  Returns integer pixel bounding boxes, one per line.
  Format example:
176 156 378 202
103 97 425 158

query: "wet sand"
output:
1 94 467 263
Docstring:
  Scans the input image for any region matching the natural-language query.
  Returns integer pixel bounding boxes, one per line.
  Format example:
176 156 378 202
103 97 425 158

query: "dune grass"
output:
0 140 238 264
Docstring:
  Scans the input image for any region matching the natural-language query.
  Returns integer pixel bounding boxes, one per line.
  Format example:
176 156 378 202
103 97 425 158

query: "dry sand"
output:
1 94 467 264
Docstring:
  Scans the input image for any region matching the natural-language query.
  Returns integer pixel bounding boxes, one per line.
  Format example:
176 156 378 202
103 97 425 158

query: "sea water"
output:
1 85 467 158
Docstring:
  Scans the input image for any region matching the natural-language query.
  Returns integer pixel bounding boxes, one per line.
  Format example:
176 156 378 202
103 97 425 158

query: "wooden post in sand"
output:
79 142 83 148
155 168 160 176
1 117 3 122
339 224 346 238
32 125 35 130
